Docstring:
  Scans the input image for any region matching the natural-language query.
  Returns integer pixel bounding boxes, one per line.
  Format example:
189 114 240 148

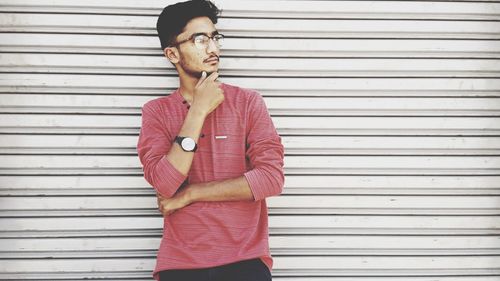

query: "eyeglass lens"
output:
194 34 224 48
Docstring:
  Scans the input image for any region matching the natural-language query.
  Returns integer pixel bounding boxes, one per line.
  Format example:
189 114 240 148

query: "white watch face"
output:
181 137 196 151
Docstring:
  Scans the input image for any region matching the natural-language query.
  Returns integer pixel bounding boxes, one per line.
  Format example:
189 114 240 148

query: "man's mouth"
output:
204 56 219 63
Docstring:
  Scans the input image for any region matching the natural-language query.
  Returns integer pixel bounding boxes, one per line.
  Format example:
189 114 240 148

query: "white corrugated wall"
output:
1 0 500 280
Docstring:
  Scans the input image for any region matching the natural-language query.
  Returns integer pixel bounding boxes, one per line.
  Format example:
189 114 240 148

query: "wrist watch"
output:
174 136 197 152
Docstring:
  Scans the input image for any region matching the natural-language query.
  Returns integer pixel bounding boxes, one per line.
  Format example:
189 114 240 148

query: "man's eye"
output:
194 35 208 43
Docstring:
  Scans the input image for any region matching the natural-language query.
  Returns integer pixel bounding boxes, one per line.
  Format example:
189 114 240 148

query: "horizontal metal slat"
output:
2 14 500 39
2 74 499 93
1 175 499 196
1 155 500 175
1 0 499 20
1 195 500 215
3 146 500 156
3 110 500 128
2 235 499 257
2 94 500 116
2 135 500 155
2 113 500 136
1 216 499 235
2 94 500 112
3 34 500 58
2 54 500 78
1 256 500 276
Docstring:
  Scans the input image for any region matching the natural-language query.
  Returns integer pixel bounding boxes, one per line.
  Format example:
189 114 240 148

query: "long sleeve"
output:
137 102 187 198
243 92 285 201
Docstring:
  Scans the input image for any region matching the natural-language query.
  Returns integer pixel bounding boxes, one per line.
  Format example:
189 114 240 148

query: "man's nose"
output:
206 38 220 54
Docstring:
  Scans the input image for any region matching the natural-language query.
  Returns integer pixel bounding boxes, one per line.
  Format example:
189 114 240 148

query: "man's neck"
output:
178 73 198 105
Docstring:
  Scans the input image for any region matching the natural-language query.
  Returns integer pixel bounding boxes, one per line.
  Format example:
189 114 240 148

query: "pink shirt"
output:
136 83 285 280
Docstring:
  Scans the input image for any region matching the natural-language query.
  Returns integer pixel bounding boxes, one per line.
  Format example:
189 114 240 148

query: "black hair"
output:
156 0 221 50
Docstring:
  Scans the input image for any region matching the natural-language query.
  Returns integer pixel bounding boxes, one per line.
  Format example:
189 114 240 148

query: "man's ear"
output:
164 47 180 64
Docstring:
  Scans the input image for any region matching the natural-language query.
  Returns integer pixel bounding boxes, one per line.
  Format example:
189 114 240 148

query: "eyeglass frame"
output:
169 32 224 49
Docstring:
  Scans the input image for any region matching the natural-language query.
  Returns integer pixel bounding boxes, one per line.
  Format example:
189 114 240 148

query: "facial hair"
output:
177 48 218 79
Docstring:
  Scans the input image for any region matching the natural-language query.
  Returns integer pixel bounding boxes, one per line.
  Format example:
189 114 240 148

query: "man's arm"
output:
137 72 223 198
165 72 223 177
157 91 285 216
157 176 253 216
187 176 254 202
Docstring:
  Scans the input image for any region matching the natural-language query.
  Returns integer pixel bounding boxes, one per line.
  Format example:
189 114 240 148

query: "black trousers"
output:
159 258 272 281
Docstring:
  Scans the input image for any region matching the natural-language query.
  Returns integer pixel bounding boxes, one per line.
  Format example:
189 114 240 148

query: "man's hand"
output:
156 188 192 216
191 71 224 117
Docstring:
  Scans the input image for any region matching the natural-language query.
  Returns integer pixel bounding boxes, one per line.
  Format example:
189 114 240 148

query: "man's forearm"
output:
166 107 206 176
156 176 255 216
166 73 224 178
186 176 254 203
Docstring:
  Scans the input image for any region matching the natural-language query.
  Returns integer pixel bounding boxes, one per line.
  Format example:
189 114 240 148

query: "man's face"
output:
173 17 221 78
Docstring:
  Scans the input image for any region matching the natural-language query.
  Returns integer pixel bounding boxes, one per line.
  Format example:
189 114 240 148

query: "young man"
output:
136 0 285 280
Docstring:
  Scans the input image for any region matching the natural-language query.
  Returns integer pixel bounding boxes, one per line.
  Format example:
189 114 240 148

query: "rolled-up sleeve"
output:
137 102 187 198
243 92 285 201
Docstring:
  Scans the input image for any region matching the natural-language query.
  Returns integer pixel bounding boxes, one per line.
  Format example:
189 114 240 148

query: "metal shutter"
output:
1 0 500 280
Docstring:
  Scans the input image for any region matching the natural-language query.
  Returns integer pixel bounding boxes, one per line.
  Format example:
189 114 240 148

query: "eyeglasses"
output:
170 33 224 49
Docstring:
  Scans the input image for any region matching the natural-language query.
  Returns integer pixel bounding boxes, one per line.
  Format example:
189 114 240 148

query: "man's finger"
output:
206 71 219 82
195 71 207 87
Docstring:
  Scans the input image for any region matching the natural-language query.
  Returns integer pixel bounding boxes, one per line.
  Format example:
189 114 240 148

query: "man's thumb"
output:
196 71 207 87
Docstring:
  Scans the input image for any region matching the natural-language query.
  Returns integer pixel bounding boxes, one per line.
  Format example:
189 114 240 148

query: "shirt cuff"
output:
244 169 267 201
155 155 187 197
